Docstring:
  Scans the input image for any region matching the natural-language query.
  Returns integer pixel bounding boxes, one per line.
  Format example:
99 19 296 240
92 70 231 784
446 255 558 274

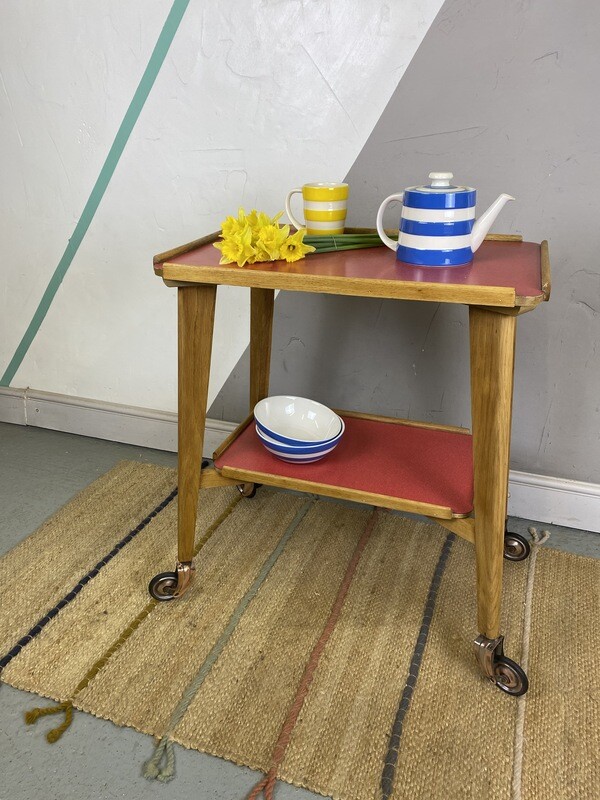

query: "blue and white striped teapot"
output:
376 172 514 267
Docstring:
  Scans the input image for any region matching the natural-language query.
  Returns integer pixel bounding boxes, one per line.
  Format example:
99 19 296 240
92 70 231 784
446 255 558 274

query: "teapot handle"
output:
376 192 404 251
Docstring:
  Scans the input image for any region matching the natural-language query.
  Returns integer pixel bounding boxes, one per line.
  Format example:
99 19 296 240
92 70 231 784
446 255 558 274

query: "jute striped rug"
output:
0 461 598 799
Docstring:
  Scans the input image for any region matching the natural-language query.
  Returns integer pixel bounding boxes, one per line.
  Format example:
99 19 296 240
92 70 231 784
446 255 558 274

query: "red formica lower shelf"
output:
214 415 474 517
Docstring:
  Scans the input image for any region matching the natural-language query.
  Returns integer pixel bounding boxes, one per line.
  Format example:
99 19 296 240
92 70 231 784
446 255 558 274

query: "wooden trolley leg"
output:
470 307 528 695
148 284 216 601
250 288 275 409
234 288 275 500
178 283 217 560
470 307 515 638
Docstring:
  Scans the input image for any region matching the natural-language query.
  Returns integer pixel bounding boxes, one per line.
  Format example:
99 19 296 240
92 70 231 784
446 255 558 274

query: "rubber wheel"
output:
148 571 178 601
493 655 529 696
237 483 262 498
504 532 531 562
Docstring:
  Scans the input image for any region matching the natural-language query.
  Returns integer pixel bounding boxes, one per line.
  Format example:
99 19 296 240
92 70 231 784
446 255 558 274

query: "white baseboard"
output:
0 386 235 459
508 470 600 533
1 387 599 533
0 387 26 425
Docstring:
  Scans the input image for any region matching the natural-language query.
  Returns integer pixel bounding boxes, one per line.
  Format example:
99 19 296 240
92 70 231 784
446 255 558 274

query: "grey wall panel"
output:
210 0 600 484
211 292 471 427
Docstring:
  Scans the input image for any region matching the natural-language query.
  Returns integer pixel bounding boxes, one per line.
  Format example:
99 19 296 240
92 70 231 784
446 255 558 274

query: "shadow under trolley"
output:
150 230 551 697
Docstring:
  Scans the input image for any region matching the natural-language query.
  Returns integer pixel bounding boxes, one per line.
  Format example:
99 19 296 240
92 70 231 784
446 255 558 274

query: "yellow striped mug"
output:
285 182 349 235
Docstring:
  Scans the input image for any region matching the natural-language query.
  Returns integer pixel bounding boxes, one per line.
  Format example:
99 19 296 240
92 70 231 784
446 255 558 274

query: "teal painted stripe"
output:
1 0 191 387
143 497 316 782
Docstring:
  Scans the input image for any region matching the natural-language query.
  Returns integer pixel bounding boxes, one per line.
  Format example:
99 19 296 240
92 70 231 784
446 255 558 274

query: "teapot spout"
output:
471 193 515 252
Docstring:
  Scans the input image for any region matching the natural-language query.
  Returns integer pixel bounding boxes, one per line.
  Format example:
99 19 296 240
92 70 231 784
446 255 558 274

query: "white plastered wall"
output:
1 0 444 410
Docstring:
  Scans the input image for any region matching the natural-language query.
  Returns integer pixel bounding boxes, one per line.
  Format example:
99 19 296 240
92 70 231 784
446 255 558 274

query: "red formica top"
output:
215 415 474 516
156 237 548 307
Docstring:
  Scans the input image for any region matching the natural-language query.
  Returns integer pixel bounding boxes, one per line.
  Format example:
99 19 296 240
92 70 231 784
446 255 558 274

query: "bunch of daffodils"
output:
214 208 315 267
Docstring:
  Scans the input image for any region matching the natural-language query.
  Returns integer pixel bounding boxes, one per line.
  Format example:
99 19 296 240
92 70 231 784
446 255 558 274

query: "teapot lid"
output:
409 172 474 194
405 172 476 209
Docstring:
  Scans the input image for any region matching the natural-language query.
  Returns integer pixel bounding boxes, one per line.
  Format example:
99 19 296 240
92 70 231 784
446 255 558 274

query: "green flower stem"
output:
303 233 396 254
306 243 387 253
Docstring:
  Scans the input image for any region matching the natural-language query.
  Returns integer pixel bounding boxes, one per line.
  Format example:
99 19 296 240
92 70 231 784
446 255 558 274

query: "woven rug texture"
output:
0 461 598 800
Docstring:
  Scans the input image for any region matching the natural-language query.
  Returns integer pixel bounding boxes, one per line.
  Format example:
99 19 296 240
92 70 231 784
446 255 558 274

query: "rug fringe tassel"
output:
143 737 175 782
25 701 73 743
527 526 551 546
247 771 278 800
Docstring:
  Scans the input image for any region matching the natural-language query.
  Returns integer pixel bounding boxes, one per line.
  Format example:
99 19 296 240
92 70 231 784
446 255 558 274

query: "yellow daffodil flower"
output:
214 208 314 267
220 207 248 238
280 229 316 263
247 247 271 264
256 222 290 260
214 223 256 267
247 209 284 233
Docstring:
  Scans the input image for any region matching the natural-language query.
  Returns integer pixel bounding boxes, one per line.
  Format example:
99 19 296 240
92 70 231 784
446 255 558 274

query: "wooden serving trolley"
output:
150 230 550 696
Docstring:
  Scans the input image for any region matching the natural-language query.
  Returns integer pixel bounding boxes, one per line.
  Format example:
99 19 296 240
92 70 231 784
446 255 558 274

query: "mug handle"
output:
376 192 404 251
285 188 305 229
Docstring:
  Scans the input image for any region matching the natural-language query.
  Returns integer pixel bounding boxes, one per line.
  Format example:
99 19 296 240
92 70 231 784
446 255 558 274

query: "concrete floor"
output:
1 421 598 800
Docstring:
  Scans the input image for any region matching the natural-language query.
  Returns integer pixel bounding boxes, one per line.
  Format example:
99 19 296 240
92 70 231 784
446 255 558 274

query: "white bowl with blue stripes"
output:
255 422 345 463
254 396 343 446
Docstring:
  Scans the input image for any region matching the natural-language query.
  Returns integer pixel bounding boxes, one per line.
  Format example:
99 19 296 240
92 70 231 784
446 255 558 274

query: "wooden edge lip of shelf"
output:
160 263 518 307
540 239 551 301
334 408 471 435
154 230 221 265
511 240 549 311
484 233 523 242
212 412 254 461
217 464 456 519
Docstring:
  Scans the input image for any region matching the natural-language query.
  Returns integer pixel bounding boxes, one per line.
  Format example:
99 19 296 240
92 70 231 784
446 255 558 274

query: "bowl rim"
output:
254 396 342 445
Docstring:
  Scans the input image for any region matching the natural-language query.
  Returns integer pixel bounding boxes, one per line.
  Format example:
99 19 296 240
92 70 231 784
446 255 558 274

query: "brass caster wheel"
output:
237 482 261 498
504 531 531 561
148 571 178 601
474 634 529 697
492 655 529 697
